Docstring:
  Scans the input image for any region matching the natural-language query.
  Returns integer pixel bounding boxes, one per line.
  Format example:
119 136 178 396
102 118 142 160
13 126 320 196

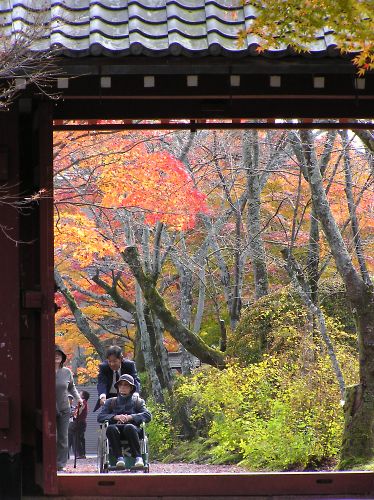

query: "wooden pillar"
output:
0 99 56 499
37 101 56 495
18 99 56 496
0 108 22 500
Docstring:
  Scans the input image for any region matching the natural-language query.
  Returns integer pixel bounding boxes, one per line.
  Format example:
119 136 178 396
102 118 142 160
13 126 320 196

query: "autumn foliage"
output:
237 0 374 75
54 127 373 375
54 128 209 376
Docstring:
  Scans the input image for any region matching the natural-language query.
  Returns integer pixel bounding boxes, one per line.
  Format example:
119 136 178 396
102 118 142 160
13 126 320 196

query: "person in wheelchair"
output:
97 373 151 469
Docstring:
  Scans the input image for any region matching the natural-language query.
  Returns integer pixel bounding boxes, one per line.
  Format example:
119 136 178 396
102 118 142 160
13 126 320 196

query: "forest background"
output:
54 124 373 471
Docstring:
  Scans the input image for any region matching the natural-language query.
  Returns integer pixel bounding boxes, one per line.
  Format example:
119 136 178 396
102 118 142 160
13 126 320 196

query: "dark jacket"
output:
97 393 151 427
93 359 141 412
74 399 88 423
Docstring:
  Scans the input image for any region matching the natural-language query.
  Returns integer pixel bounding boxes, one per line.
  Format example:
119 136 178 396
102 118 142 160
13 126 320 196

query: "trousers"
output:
106 423 141 459
56 408 70 467
69 420 87 457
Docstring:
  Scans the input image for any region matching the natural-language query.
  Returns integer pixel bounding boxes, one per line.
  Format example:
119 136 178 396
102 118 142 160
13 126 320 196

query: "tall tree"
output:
298 129 374 467
243 130 288 300
122 245 226 369
54 129 222 377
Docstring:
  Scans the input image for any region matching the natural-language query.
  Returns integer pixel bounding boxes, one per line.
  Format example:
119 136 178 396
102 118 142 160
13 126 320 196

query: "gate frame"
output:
0 52 373 499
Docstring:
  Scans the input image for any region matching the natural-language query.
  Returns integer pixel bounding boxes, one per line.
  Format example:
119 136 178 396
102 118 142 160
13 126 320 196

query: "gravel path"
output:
63 456 247 474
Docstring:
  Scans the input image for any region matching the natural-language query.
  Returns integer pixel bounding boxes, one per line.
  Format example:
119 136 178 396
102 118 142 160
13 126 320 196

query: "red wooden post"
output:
0 109 22 499
38 102 58 495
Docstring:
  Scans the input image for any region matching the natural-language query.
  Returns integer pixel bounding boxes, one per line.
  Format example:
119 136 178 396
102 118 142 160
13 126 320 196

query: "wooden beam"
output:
57 471 374 497
54 121 374 131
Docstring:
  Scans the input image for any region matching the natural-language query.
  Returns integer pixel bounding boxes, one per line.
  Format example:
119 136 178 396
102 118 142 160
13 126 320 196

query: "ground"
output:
63 455 247 474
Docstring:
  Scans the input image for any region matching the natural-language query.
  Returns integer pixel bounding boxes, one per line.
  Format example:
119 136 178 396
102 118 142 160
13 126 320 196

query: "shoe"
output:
116 457 126 469
133 456 144 468
57 466 66 472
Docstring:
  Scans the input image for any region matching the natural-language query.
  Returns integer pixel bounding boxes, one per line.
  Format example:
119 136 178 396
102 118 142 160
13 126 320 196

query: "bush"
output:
228 289 308 364
164 283 358 470
145 399 174 459
172 353 354 470
229 284 357 366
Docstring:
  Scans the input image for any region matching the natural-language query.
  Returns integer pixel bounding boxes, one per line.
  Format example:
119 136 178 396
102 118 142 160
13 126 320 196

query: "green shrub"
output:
319 278 356 335
164 282 358 470
171 346 357 470
229 284 357 366
145 399 174 459
228 289 308 363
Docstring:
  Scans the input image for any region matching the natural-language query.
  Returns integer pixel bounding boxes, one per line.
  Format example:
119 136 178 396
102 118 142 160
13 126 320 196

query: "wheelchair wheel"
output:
97 445 104 473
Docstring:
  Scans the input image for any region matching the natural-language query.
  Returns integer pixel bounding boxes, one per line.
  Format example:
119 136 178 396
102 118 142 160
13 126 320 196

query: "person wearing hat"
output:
97 374 151 469
55 345 83 471
93 345 141 412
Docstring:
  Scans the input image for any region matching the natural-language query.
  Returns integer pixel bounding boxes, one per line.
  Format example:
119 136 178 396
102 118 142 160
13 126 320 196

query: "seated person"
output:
97 374 151 469
94 345 141 412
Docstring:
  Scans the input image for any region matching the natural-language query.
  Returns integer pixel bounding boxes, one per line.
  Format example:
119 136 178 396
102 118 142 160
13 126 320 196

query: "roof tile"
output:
0 0 349 58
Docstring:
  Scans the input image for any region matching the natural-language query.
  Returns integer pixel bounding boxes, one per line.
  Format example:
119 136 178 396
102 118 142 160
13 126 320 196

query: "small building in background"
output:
167 351 201 373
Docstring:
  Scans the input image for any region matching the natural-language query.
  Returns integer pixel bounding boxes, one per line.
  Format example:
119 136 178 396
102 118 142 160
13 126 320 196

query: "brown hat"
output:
55 345 67 364
114 374 135 390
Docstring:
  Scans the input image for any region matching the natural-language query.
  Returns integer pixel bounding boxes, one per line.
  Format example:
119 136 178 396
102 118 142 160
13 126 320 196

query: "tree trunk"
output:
179 267 199 375
243 130 269 300
166 233 208 374
352 129 374 154
230 215 243 330
134 328 145 372
205 220 234 314
299 130 374 467
281 248 346 398
200 189 248 330
219 319 227 352
342 381 374 467
307 207 320 307
193 256 206 334
122 246 226 369
340 130 371 286
135 283 164 403
145 306 174 391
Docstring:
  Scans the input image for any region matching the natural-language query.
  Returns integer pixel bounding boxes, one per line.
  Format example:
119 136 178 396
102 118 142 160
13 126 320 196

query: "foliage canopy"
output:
237 0 374 74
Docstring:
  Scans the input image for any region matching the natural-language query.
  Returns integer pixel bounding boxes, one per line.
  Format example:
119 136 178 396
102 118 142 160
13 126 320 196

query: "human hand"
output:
115 414 132 424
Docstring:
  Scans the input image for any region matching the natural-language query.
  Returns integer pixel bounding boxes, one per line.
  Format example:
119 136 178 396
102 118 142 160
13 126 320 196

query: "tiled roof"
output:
1 0 339 58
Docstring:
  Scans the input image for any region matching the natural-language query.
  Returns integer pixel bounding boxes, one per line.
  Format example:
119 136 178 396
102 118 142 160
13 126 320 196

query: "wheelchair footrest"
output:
107 464 149 473
107 452 149 471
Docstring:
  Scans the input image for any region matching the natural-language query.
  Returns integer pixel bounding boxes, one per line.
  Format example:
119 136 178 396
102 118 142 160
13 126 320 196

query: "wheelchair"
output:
97 421 150 473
